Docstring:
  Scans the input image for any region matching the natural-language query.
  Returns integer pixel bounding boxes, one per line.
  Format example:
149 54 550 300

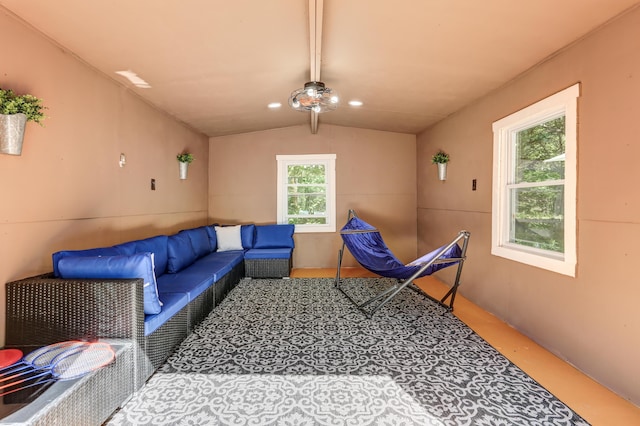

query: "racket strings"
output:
53 343 115 380
0 342 115 397
0 341 87 377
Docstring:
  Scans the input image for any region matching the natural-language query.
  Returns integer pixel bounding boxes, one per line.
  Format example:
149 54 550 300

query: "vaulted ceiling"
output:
1 0 638 137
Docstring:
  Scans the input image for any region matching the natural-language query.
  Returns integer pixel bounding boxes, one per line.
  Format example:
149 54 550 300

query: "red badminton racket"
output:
0 349 23 369
0 342 115 397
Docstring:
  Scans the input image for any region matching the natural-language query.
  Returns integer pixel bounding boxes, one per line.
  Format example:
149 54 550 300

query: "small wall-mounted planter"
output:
179 162 189 180
437 163 447 181
176 152 194 180
0 113 27 156
431 150 450 181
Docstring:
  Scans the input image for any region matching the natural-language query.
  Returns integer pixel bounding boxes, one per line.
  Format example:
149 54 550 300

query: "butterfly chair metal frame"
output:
335 210 470 318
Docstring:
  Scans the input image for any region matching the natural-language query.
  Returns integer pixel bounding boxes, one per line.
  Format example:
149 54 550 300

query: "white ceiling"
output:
1 0 638 137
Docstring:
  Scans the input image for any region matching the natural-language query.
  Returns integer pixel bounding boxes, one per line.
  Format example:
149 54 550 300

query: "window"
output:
491 84 579 276
276 154 336 233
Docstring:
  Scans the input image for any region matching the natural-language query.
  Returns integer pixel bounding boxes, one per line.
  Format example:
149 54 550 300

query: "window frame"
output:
276 154 337 233
491 83 579 277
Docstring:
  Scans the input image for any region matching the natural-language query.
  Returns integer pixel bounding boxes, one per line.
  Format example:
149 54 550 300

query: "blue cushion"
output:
57 252 163 315
167 231 198 273
241 224 256 249
156 267 214 301
196 251 245 281
253 224 295 249
114 235 170 276
205 225 217 251
111 240 137 256
52 246 122 278
183 227 212 258
245 248 292 260
144 292 189 336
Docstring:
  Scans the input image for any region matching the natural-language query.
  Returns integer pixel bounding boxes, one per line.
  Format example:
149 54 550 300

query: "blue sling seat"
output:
335 210 470 317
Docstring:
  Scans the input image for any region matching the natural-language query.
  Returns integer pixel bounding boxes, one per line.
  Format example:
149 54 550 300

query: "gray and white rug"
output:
107 278 589 425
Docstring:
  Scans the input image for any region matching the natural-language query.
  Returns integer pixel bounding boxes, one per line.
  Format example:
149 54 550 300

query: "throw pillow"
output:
215 225 243 251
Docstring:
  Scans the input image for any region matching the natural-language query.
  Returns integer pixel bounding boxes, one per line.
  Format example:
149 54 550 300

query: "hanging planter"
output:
0 88 46 156
0 113 28 155
431 150 450 181
177 152 194 180
437 163 447 180
179 161 189 179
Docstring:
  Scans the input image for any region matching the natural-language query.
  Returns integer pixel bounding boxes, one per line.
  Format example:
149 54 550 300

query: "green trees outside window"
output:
286 164 328 225
511 116 565 252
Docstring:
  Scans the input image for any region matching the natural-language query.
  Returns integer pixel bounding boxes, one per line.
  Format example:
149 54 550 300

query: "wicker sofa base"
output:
245 258 292 278
6 261 245 400
0 340 133 426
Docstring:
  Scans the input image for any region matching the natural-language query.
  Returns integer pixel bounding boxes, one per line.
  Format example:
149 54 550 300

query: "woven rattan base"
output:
245 258 291 278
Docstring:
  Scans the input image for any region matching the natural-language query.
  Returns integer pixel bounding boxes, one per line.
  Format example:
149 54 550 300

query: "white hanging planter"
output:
437 163 447 181
0 113 28 156
431 150 450 181
179 161 189 180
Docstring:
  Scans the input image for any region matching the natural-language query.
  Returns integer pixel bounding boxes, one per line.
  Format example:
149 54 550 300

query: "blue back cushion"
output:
241 224 256 249
205 225 217 251
253 224 295 249
52 246 122 277
167 231 197 273
133 235 169 276
57 252 163 315
114 235 169 276
111 241 137 256
183 227 212 258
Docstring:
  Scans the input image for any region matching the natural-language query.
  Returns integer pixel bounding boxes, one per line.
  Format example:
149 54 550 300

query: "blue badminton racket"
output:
0 341 89 381
0 342 115 397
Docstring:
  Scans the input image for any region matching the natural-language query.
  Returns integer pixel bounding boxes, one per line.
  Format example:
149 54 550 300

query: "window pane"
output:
277 154 336 233
510 185 564 252
287 165 326 184
287 185 326 194
515 116 565 183
287 194 327 215
288 217 327 225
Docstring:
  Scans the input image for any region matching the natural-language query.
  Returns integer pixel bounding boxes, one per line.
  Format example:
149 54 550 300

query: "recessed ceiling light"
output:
115 70 151 88
268 102 282 109
349 100 363 107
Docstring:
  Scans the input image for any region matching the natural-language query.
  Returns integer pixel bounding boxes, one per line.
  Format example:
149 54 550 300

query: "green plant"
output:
177 152 194 163
0 88 47 125
431 150 450 164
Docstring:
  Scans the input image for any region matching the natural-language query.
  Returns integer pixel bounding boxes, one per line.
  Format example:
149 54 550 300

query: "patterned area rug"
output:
108 278 589 425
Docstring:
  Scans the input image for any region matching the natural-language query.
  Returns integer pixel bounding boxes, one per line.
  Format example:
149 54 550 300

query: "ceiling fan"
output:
288 0 338 134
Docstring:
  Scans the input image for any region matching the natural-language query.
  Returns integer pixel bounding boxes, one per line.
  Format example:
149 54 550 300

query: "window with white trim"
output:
276 154 336 233
492 84 579 276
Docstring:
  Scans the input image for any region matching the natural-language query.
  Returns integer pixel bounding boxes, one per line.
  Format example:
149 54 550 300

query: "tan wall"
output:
209 124 417 268
417 8 640 404
0 11 209 344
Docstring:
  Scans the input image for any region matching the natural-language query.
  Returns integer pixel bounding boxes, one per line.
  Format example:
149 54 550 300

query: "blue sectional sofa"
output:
245 224 297 278
5 223 295 391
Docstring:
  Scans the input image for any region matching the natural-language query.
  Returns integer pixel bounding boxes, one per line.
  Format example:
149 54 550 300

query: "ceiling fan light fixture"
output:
288 81 339 113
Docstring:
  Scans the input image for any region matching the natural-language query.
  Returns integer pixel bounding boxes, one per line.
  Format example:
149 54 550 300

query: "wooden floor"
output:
291 268 640 426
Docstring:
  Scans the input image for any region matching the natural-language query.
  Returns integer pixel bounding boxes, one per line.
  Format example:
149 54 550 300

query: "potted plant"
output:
431 150 450 181
176 152 194 179
0 88 47 155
